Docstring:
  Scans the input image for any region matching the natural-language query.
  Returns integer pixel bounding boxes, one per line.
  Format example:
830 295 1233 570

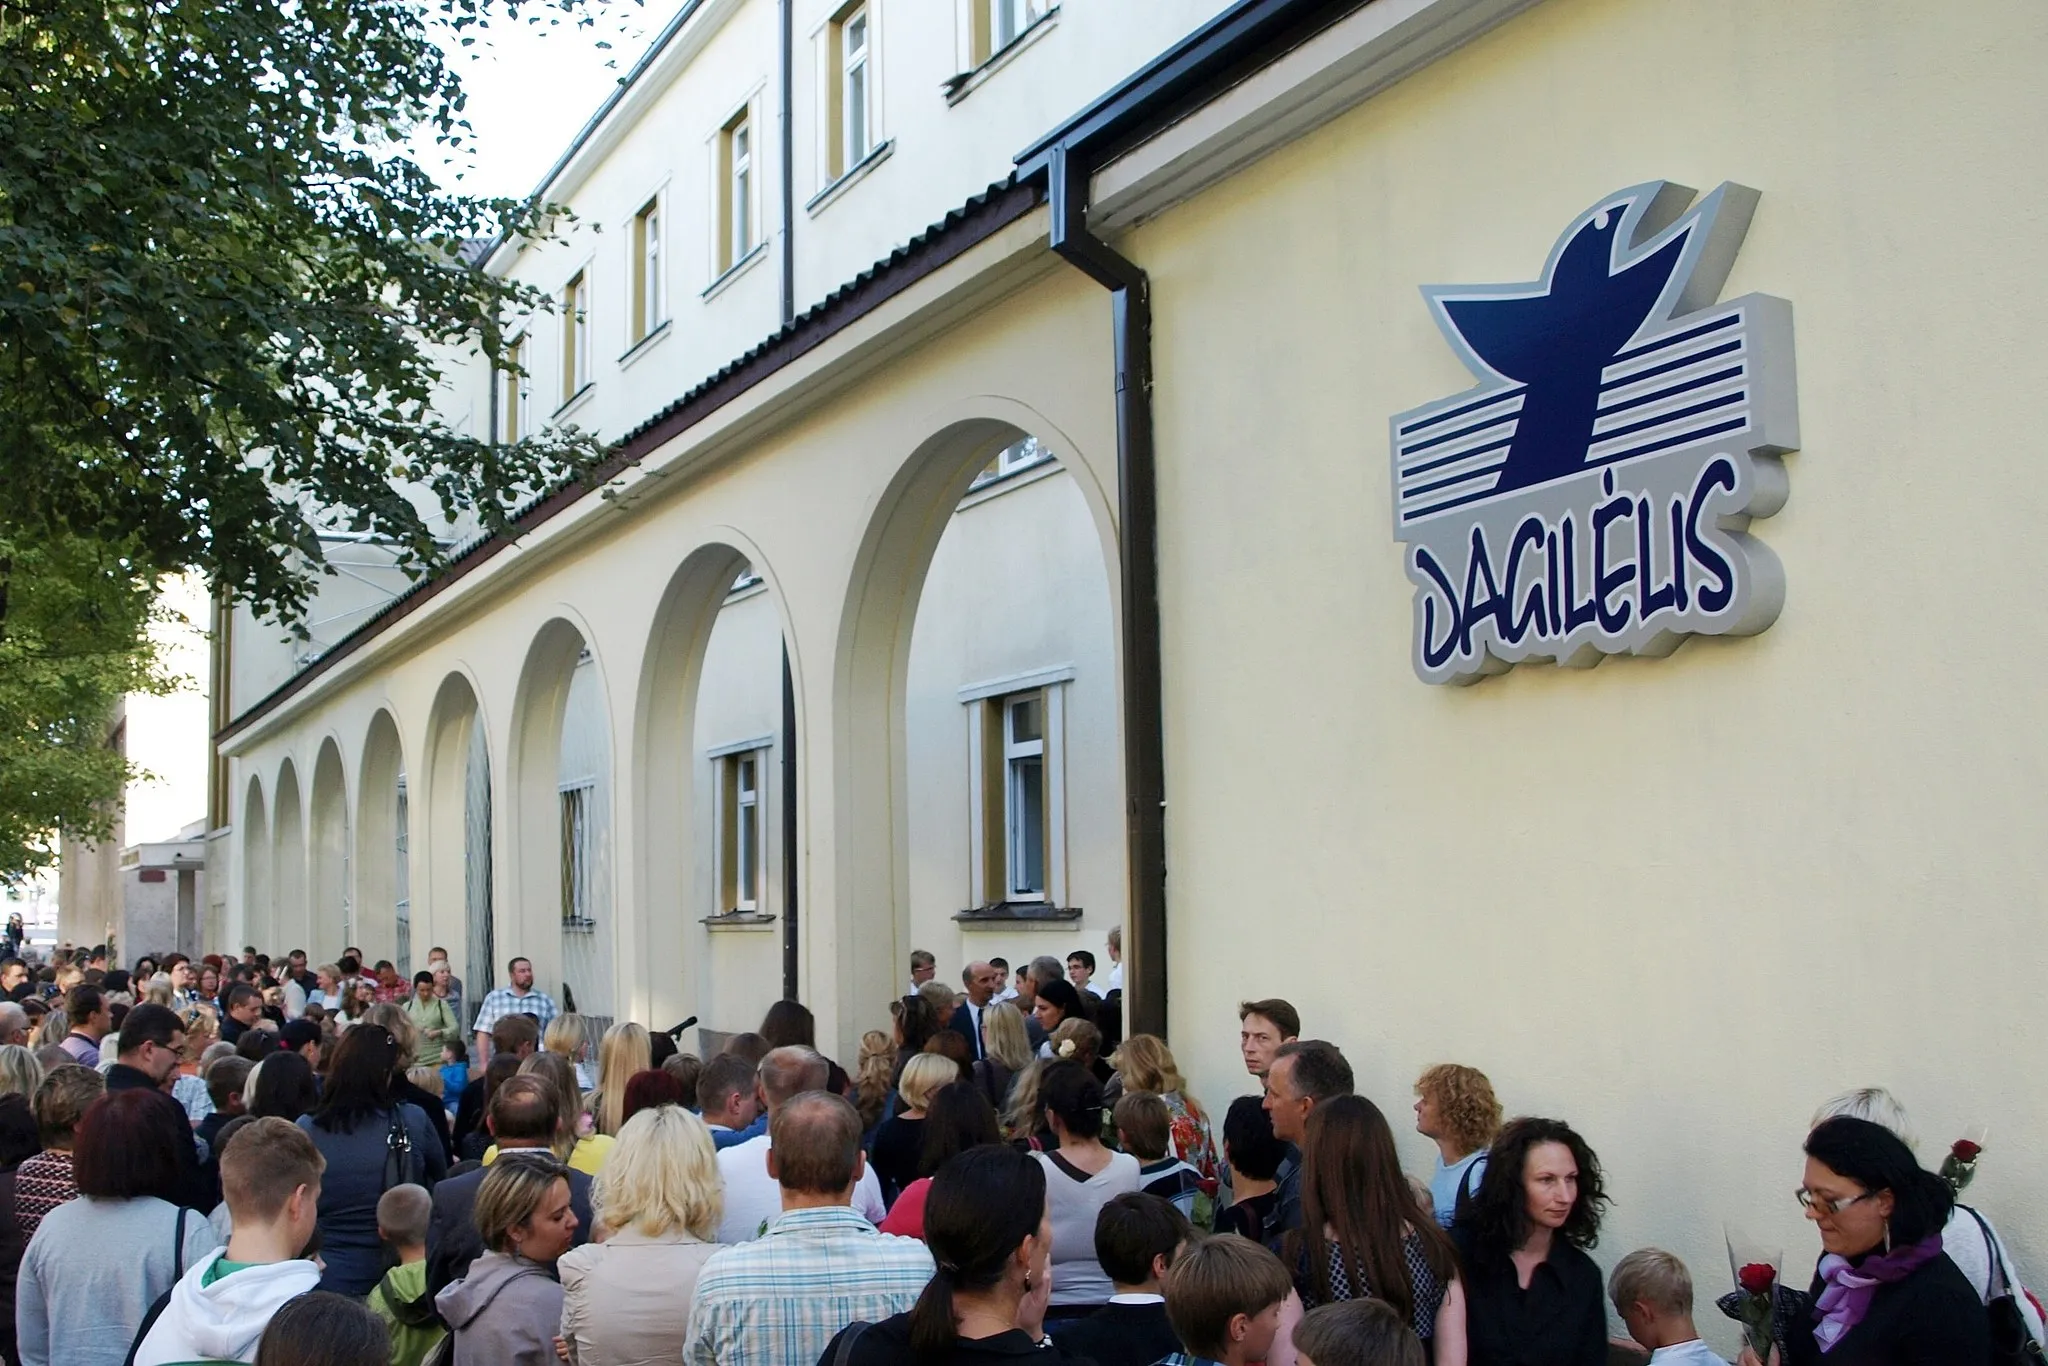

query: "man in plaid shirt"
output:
684 1090 932 1366
468 956 559 1063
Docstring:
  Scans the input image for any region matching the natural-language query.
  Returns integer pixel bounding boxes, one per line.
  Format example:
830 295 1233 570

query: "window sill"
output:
561 917 598 935
806 139 895 218
954 903 1083 926
618 319 672 370
702 912 777 931
552 382 596 422
960 454 1060 511
702 241 768 302
944 7 1059 105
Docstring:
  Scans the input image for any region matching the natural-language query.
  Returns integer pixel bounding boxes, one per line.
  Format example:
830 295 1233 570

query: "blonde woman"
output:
544 1013 597 1091
170 1005 218 1128
972 1001 1032 1120
557 1105 723 1365
487 1052 615 1175
1112 1033 1219 1183
144 972 175 1008
0 1044 44 1103
853 1030 895 1133
867 1052 956 1205
586 1022 652 1137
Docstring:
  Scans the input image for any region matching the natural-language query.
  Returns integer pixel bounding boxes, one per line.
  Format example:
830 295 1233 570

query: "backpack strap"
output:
173 1206 189 1280
1964 1204 2008 1299
833 1321 870 1366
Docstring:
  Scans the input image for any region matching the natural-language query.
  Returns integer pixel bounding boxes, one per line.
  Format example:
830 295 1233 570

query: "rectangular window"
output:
969 435 1051 490
561 271 590 401
1002 692 1046 898
970 0 1046 67
718 749 767 913
499 335 530 442
630 199 663 343
559 782 593 926
718 110 754 273
841 6 870 176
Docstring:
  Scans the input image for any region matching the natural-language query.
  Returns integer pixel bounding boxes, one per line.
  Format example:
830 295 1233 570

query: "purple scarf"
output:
1811 1234 1945 1350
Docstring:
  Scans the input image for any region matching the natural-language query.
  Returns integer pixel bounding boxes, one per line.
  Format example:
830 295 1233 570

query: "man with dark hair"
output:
687 1091 931 1366
58 984 110 1067
697 1053 761 1148
0 957 31 1003
1263 1039 1353 1241
425 1075 594 1296
714 1048 885 1243
468 956 557 1065
1051 1193 1193 1366
1237 1000 1301 1080
450 1012 542 1156
989 955 1014 1002
1068 949 1103 999
164 954 199 1006
106 1001 213 1210
218 983 265 1045
1218 1096 1289 1245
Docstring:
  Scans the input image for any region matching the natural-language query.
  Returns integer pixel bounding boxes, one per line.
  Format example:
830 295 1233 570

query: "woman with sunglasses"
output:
1740 1116 1986 1365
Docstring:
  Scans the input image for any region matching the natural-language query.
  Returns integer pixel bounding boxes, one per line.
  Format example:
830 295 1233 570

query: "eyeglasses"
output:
1796 1186 1877 1216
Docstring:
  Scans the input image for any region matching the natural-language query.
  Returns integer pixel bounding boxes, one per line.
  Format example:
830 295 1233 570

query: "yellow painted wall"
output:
1136 0 2048 1339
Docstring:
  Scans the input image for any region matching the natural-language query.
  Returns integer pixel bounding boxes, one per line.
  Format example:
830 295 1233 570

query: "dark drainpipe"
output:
778 0 800 1002
1045 145 1167 1039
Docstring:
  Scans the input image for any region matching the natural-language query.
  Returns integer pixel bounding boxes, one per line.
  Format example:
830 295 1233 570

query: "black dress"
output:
866 1114 926 1206
1455 1233 1605 1366
821 1313 1092 1366
1781 1250 1989 1366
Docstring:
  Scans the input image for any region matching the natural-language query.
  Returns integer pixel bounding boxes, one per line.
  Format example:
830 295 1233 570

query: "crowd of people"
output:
0 933 2027 1366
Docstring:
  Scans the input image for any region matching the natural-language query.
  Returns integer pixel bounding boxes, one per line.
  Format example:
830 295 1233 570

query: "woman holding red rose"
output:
1740 1117 1985 1366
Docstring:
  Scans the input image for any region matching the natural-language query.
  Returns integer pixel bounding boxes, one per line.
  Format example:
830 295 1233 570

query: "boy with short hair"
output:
1160 1234 1293 1366
1609 1248 1731 1365
1292 1299 1425 1366
1050 1193 1193 1366
1117 1091 1209 1228
133 1117 324 1365
369 1183 445 1366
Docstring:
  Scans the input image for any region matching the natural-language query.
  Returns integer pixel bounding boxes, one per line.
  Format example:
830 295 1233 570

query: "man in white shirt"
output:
1104 926 1124 994
991 957 1016 1002
715 1047 886 1242
1067 950 1108 1000
1609 1249 1732 1366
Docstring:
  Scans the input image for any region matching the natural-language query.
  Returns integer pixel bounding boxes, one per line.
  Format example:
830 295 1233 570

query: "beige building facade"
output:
216 0 2048 1339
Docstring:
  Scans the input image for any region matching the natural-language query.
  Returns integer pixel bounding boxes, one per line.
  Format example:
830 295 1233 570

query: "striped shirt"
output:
683 1205 933 1366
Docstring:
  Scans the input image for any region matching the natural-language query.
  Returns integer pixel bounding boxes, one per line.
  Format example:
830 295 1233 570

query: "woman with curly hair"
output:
1452 1116 1608 1366
1413 1063 1502 1229
1111 1034 1218 1185
853 1030 895 1135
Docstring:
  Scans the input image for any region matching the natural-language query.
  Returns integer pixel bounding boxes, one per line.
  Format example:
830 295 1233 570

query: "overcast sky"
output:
422 0 692 201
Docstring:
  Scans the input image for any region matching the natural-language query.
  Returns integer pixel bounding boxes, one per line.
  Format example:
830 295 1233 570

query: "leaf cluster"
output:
0 0 605 622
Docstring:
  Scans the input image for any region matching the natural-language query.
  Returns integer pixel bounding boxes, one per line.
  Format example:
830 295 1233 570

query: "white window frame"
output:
841 5 870 175
561 270 591 403
1002 694 1045 899
957 0 1051 72
724 108 754 271
630 197 664 344
499 334 529 442
960 668 1071 909
711 739 773 915
969 435 1052 490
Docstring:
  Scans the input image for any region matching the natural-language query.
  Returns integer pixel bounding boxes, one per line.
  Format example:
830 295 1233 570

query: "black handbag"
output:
383 1106 415 1191
1964 1205 2048 1366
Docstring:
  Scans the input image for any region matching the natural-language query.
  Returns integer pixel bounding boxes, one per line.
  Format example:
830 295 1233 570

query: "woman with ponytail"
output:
1740 1116 1987 1366
817 1145 1090 1364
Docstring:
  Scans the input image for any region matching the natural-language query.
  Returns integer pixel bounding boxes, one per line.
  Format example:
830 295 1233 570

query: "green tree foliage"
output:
0 0 600 621
0 0 607 878
0 537 175 881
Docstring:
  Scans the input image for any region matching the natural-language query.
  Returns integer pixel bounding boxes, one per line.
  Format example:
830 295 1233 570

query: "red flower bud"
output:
1952 1140 1982 1163
1738 1263 1777 1296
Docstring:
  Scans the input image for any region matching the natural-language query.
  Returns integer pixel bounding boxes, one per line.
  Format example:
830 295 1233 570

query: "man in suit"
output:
947 961 1000 1061
1050 1193 1192 1366
426 1075 594 1296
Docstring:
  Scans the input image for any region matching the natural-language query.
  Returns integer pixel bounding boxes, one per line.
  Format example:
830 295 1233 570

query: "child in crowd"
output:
1118 1091 1211 1229
1292 1299 1426 1366
1050 1193 1193 1366
134 1118 325 1366
1216 1096 1287 1245
1160 1234 1293 1366
1609 1248 1732 1366
367 1184 445 1366
439 1038 468 1116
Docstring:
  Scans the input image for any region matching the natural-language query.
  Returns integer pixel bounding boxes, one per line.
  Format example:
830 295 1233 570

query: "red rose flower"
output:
1952 1140 1982 1163
1738 1262 1777 1296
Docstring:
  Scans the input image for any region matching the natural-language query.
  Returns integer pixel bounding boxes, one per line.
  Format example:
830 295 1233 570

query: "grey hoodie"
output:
433 1251 563 1366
